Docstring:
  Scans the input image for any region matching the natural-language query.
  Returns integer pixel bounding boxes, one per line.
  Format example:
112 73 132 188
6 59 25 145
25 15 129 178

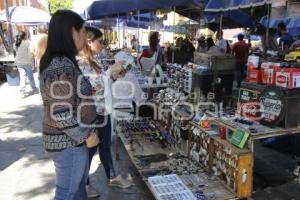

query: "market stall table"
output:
115 119 236 200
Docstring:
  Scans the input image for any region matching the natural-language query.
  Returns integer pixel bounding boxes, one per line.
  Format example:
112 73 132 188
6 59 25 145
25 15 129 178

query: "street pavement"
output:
0 80 152 200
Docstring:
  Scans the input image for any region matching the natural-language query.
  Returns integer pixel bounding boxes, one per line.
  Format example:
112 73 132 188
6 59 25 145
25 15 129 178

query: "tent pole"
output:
4 0 13 51
137 10 140 53
172 6 175 63
265 3 271 53
117 13 121 49
219 12 223 38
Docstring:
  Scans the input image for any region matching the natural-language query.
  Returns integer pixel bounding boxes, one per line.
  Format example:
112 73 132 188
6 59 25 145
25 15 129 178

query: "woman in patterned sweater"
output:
39 10 99 200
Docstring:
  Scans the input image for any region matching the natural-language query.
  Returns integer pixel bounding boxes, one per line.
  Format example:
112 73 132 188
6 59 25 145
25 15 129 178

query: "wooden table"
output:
114 124 236 200
212 117 300 152
194 117 300 198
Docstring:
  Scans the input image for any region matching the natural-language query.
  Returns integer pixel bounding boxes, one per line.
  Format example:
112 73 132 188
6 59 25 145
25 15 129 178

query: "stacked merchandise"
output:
166 64 193 93
246 56 300 89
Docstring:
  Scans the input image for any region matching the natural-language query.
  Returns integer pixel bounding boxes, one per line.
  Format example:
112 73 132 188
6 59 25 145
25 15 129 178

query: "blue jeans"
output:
88 115 116 184
17 65 37 93
53 146 89 200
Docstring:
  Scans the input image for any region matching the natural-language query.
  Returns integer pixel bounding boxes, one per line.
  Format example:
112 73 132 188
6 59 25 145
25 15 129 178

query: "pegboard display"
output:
189 123 253 199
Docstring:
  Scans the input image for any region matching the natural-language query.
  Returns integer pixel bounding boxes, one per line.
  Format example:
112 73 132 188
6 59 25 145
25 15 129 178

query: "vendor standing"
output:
277 22 294 52
216 30 228 53
138 32 162 69
232 34 249 88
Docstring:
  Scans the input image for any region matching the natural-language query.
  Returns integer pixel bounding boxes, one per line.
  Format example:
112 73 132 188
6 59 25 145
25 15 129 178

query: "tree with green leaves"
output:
48 0 73 14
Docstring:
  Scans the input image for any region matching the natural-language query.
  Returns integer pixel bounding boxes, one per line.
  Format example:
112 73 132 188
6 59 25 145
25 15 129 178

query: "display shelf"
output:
188 121 253 199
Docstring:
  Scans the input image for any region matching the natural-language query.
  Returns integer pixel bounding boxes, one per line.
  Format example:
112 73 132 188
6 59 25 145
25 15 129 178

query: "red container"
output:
275 67 300 89
219 127 226 140
247 64 263 84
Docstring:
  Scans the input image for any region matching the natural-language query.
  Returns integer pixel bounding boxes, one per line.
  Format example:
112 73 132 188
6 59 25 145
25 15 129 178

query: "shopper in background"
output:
39 10 99 200
138 31 162 69
14 31 38 98
206 37 221 54
277 22 294 52
197 36 207 53
130 35 137 51
180 38 195 64
78 26 130 198
232 34 249 87
31 24 48 70
0 37 8 56
215 30 227 53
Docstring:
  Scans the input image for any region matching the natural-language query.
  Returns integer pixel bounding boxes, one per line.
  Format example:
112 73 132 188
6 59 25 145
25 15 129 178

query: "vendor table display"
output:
115 118 236 200
189 121 253 199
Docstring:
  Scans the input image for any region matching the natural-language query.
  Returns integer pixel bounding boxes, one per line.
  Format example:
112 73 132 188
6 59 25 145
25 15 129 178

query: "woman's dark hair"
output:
149 32 159 52
40 9 85 73
206 37 215 49
15 31 26 48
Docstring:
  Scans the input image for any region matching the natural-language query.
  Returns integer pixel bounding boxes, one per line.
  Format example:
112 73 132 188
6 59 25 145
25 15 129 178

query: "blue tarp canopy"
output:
259 16 300 36
259 16 291 29
85 0 200 20
205 10 254 28
120 13 157 22
287 17 300 36
205 0 270 12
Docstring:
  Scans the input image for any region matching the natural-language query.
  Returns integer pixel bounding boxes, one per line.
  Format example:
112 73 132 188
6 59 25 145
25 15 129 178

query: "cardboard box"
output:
247 65 262 83
261 63 281 85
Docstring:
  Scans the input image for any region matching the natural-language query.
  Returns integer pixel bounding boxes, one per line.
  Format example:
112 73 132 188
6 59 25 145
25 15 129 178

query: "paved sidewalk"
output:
0 82 55 200
0 82 152 200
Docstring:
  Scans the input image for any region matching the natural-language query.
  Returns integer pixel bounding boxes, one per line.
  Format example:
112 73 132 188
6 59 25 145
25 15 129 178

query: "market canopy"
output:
259 16 291 29
205 0 271 12
287 17 300 36
0 6 50 24
205 10 254 29
259 16 300 36
84 0 201 20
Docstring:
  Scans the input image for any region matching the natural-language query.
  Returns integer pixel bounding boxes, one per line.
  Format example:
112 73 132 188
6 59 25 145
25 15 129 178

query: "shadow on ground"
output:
89 137 153 200
0 105 43 134
0 104 45 170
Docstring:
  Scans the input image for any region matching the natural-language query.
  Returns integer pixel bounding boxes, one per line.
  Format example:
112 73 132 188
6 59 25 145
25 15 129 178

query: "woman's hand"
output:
110 61 126 80
32 66 37 73
86 132 99 148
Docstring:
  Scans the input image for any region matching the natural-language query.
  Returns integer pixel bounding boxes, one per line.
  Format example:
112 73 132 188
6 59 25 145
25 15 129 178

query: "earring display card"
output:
148 174 196 200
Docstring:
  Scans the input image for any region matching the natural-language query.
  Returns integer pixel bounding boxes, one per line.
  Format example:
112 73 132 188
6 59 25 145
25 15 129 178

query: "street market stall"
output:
77 0 300 199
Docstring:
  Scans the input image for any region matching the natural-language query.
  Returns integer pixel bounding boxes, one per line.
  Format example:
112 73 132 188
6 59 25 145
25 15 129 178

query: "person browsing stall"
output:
39 10 99 200
206 37 221 54
77 26 130 198
277 22 294 52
